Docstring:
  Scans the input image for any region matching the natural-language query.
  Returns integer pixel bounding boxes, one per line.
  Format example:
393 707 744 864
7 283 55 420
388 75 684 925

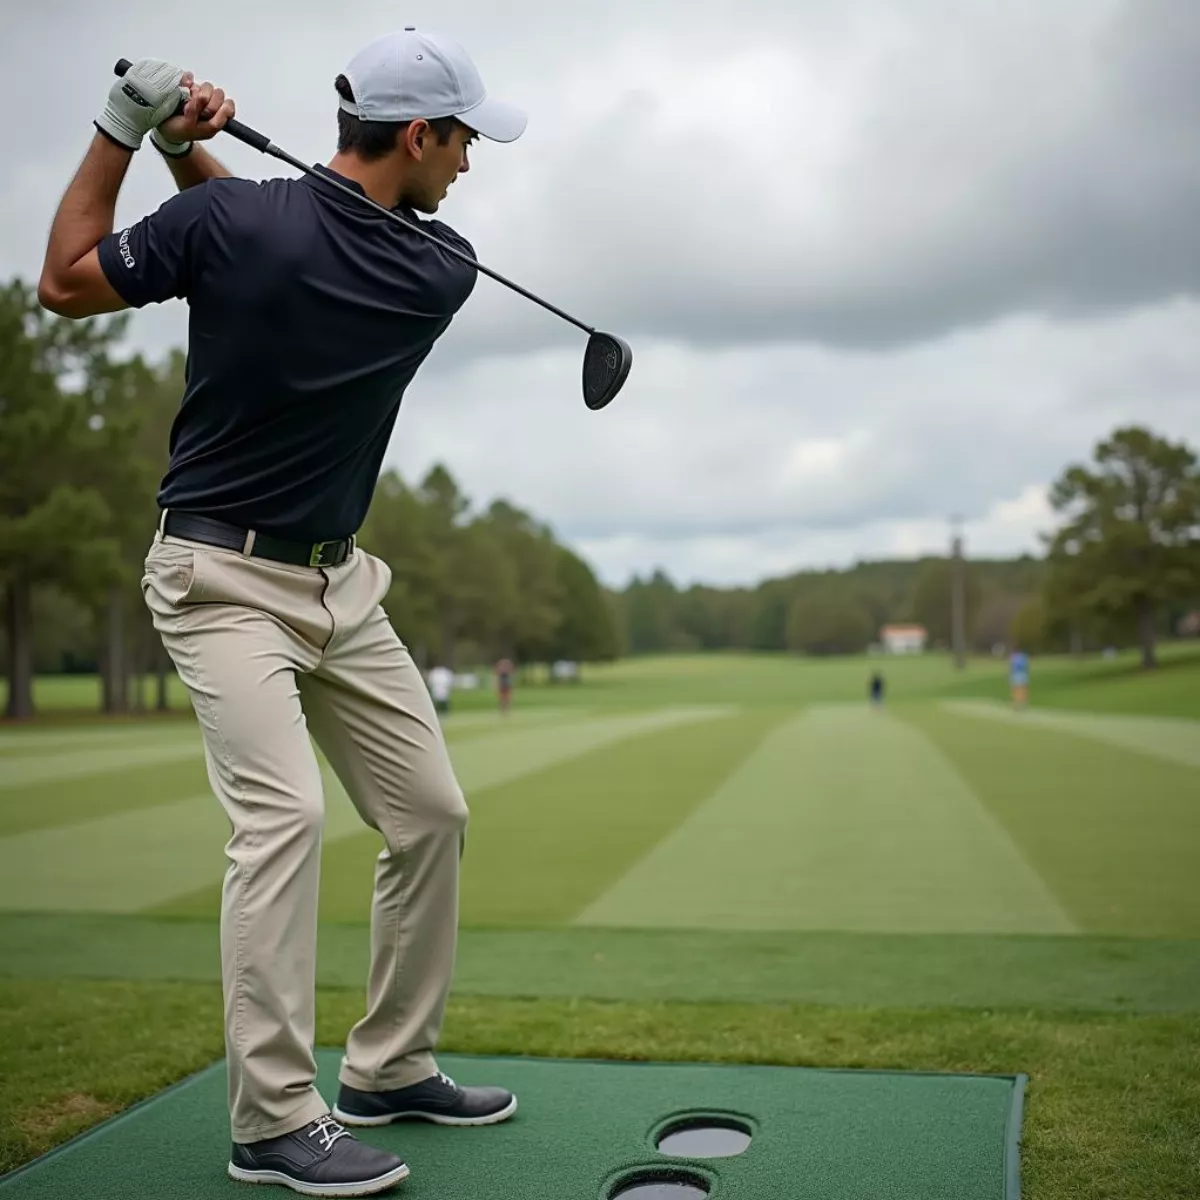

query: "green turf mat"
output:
4 913 1199 1013
0 1051 1025 1200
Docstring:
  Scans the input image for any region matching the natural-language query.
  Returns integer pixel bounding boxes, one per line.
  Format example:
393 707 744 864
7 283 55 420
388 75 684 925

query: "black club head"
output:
582 332 632 410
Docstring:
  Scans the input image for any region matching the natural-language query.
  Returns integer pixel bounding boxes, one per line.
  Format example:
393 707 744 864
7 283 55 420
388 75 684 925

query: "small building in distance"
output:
879 624 928 655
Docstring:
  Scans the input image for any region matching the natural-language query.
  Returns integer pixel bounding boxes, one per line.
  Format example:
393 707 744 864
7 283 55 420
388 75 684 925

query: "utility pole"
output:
950 515 967 670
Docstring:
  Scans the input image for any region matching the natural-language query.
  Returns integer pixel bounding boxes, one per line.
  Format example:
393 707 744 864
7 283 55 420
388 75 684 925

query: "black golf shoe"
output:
227 1114 409 1196
333 1071 517 1128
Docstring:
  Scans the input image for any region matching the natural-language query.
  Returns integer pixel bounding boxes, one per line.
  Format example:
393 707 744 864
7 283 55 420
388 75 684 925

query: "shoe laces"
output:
436 1071 459 1091
308 1115 350 1153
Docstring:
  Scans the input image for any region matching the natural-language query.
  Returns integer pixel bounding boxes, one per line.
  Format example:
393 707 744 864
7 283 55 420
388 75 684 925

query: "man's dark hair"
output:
335 75 459 160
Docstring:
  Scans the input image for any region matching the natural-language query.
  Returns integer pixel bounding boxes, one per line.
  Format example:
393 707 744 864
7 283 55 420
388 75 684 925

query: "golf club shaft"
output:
114 59 594 336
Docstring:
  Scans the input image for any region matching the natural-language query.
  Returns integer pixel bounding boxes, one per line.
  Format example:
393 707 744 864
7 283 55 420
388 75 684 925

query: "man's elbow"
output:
37 273 78 317
37 273 105 319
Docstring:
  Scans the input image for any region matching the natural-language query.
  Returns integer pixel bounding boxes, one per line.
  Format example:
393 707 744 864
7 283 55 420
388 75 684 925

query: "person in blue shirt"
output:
1010 647 1030 710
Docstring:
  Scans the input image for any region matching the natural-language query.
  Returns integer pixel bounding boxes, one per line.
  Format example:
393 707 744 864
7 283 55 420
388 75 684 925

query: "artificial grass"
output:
1 1050 1022 1200
3 979 1199 1198
909 708 1200 936
4 913 1200 1013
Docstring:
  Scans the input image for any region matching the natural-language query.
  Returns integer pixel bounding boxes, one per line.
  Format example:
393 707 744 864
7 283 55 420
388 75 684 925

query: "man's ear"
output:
405 119 428 157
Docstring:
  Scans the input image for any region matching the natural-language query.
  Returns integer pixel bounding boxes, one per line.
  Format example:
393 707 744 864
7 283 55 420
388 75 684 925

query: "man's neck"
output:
325 152 407 209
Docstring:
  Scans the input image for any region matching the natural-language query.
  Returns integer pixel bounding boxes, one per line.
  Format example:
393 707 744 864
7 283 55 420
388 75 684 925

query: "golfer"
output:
495 657 515 715
38 31 525 1197
427 663 455 716
1010 646 1030 710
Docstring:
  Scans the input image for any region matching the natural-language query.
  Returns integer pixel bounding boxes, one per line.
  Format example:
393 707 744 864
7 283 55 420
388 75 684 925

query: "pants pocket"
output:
142 544 205 611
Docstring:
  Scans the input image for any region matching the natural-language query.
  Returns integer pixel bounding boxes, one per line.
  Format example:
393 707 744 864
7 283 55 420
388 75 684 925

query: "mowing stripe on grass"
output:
448 708 770 926
0 756 216 838
0 764 367 914
0 707 732 914
944 700 1200 769
0 712 583 837
580 705 1074 934
153 705 739 920
0 726 196 756
0 737 204 789
438 707 585 731
912 706 1200 937
440 705 736 791
0 707 577 767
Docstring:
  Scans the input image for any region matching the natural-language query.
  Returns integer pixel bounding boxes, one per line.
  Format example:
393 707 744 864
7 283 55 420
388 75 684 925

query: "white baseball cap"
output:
340 27 527 143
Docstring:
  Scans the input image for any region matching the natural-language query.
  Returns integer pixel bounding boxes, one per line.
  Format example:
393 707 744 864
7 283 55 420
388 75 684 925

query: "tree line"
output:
0 279 618 720
607 426 1200 669
3 273 1198 719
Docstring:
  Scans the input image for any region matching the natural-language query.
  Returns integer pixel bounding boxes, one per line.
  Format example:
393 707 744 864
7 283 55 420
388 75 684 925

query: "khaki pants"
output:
141 529 468 1143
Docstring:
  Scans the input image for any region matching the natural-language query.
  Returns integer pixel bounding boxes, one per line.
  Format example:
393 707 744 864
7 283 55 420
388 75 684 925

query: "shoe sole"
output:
227 1161 410 1197
332 1096 518 1129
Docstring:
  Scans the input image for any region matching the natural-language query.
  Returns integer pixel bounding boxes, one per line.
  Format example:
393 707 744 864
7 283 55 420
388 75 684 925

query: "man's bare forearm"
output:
41 133 132 291
157 141 232 191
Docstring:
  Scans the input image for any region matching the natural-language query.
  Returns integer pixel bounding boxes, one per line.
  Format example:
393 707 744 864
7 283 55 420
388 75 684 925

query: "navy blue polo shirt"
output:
98 166 477 542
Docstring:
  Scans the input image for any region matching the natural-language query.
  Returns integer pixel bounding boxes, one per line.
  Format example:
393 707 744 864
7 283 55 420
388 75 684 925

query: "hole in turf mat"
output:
610 1170 710 1199
656 1116 753 1158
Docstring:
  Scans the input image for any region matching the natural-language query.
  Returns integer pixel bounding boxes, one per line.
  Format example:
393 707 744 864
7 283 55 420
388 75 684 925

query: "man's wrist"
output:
93 122 138 153
151 128 193 159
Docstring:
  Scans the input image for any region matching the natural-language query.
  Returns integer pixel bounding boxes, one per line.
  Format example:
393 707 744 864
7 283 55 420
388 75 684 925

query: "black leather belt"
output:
161 511 355 568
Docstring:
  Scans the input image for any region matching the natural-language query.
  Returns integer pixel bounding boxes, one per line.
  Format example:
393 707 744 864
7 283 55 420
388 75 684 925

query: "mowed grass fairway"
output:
3 650 1200 1197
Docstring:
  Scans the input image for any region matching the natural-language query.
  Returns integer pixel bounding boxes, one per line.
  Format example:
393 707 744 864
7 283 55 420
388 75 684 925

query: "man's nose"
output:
459 149 471 174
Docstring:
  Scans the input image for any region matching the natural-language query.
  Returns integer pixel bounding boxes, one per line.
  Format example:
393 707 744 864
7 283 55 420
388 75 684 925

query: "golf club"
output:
114 58 631 410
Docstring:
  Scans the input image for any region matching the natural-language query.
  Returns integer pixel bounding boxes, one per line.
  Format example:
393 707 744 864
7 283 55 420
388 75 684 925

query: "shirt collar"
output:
301 164 420 219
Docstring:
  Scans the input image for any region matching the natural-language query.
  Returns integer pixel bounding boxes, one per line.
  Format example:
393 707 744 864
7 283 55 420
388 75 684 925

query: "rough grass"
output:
3 978 1199 1199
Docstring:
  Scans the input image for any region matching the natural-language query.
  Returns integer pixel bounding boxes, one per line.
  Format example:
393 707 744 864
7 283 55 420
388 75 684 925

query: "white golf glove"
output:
95 58 187 151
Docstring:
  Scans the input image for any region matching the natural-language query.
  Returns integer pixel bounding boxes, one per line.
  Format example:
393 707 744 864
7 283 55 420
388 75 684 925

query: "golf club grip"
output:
113 59 272 153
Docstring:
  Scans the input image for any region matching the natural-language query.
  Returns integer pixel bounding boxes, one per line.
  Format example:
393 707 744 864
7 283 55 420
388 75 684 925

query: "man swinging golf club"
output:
39 30 527 1197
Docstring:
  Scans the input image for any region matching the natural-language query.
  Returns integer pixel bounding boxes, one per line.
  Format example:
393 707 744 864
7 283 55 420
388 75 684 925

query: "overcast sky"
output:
5 0 1200 587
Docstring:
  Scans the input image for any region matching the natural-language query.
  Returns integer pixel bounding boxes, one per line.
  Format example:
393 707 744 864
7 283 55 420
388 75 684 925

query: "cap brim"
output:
457 95 527 142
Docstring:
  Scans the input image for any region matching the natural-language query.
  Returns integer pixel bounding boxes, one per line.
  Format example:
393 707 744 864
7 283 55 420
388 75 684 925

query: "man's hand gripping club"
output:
95 56 235 156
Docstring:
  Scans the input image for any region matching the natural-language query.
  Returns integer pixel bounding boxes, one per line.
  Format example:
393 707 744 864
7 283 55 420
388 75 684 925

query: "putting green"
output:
0 1052 1025 1200
580 705 1073 933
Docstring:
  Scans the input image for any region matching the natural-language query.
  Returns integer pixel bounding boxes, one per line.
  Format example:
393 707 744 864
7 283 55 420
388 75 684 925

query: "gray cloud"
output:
386 301 1200 583
7 0 1200 360
4 0 1199 586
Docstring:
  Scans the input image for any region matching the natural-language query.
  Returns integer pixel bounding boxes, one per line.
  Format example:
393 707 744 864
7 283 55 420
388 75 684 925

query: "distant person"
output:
427 664 454 715
1009 647 1030 710
495 657 515 715
869 671 885 709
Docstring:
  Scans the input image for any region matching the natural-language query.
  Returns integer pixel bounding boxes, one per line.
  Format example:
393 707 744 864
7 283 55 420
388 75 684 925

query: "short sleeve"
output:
98 183 210 308
424 219 478 310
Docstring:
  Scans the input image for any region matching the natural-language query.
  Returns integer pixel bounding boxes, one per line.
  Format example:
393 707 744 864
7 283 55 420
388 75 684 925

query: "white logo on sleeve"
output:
118 228 136 269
